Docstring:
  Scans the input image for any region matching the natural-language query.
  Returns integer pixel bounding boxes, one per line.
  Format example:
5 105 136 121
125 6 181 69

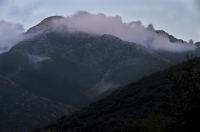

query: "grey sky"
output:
0 0 199 42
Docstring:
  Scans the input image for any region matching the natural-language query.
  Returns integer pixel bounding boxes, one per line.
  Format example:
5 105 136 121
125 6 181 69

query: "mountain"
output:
0 31 172 109
36 57 200 132
26 16 65 34
0 16 196 131
0 75 75 132
26 16 200 64
155 30 200 63
0 15 174 107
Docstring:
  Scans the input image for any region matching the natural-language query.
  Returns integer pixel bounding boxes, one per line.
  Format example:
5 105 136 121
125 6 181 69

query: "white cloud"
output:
48 12 196 52
0 20 25 53
0 0 199 52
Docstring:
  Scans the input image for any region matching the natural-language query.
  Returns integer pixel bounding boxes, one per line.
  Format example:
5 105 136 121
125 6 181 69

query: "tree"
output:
147 24 155 30
161 55 200 132
189 39 194 44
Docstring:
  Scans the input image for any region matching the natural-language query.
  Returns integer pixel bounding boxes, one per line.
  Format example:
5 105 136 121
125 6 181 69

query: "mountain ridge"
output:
26 16 64 34
0 15 199 131
26 16 200 45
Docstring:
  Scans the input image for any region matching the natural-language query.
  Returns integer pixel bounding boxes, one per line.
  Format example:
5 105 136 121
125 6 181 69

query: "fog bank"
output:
50 11 196 52
0 20 24 53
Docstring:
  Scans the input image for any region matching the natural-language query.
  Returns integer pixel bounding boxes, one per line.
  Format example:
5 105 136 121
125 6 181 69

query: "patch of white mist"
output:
92 79 119 96
27 54 51 63
0 20 25 53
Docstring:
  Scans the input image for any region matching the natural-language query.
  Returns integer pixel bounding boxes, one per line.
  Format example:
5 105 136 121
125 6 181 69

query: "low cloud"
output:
0 12 196 54
27 54 51 63
92 79 119 95
0 20 25 53
49 11 196 52
27 54 51 70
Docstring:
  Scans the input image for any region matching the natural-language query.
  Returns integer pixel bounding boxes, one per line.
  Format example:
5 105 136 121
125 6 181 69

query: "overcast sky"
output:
0 0 200 42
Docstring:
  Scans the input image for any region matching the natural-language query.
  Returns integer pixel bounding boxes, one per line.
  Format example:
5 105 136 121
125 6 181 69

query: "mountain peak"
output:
26 16 64 33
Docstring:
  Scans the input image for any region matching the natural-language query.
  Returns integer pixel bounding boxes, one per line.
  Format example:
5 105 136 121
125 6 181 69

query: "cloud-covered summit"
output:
0 12 197 54
30 11 195 52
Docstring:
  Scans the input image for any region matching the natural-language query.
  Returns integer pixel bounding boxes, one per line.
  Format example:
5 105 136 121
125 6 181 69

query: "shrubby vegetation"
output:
161 56 200 132
35 56 200 132
121 56 200 132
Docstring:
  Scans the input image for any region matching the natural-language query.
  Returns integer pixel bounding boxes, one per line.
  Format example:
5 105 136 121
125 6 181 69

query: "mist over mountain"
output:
0 20 24 53
24 12 200 64
0 12 198 55
27 11 196 52
0 19 173 131
0 12 200 131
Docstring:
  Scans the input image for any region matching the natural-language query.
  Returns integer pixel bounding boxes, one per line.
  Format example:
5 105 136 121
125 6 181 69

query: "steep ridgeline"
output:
155 30 200 63
27 16 200 64
0 24 172 110
27 16 200 65
0 75 75 132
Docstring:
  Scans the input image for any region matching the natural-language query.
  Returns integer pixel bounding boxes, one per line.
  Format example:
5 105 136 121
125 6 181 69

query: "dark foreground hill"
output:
35 58 198 132
0 75 75 132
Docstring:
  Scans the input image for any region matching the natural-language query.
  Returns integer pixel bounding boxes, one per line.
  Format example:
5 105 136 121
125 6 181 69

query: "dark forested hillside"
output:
36 58 198 132
0 75 75 132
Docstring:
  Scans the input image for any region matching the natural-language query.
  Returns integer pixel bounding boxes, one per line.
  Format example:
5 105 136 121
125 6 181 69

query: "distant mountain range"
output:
0 16 199 131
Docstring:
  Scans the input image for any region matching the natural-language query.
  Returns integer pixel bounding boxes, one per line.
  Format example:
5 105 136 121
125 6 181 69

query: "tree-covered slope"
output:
0 75 75 132
36 58 194 132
